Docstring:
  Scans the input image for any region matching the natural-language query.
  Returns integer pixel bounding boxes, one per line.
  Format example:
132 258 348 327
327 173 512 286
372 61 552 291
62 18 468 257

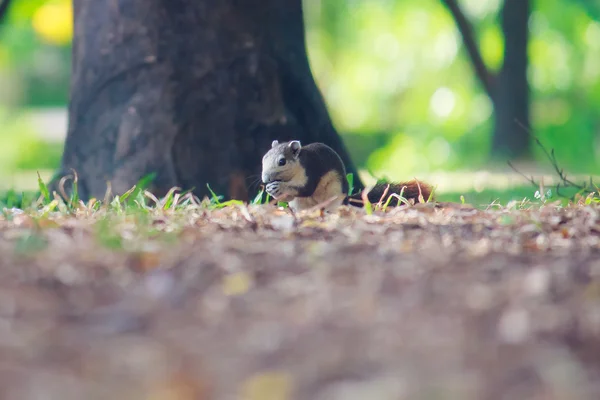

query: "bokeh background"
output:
0 0 597 200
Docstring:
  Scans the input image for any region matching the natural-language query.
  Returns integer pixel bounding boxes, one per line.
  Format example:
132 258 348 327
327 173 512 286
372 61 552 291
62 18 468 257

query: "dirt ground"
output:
0 201 600 399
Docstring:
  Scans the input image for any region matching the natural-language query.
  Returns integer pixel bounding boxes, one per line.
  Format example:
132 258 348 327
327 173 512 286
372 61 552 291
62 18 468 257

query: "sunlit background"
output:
0 0 598 198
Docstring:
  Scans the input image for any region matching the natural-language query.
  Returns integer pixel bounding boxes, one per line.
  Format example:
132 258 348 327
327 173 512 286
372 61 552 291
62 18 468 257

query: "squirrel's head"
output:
261 140 303 184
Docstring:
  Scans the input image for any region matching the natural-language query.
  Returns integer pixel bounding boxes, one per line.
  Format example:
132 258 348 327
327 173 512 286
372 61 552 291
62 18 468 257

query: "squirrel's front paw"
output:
265 181 285 199
266 181 295 200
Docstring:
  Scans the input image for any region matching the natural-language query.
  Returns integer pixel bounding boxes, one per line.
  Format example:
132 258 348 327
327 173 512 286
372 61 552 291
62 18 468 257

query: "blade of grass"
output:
346 173 354 196
37 172 50 204
206 183 223 205
252 188 266 205
69 169 80 211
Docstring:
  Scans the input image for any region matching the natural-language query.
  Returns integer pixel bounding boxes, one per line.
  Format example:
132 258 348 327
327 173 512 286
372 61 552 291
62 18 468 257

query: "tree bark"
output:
56 0 360 201
491 0 531 159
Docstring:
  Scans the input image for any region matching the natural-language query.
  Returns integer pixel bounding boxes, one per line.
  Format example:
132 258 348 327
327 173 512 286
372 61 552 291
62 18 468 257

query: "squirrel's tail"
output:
346 180 433 208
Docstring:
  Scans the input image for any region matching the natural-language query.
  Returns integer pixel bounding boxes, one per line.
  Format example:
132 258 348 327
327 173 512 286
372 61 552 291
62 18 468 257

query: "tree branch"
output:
441 0 495 97
0 0 11 25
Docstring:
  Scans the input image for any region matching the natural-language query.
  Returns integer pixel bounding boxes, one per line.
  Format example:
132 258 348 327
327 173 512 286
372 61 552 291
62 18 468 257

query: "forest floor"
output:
1 193 600 400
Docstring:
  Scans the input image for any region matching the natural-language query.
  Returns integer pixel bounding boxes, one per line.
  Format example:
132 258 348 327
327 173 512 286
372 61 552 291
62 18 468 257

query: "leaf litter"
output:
0 192 600 399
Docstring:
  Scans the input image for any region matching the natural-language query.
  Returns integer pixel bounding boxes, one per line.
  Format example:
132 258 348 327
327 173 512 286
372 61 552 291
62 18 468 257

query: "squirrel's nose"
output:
261 173 270 184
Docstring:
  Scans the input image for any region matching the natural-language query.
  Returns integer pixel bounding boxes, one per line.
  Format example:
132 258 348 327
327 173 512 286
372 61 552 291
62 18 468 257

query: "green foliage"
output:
437 186 537 206
436 184 595 207
0 189 38 211
346 173 355 195
205 183 245 208
8 0 49 21
122 173 156 205
0 111 62 173
305 0 600 178
13 136 63 170
251 188 273 205
382 185 407 211
1 0 71 107
37 171 49 203
206 183 223 204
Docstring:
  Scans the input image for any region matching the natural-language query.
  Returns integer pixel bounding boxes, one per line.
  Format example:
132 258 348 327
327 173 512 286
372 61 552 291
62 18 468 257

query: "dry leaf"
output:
36 218 60 229
131 251 162 272
147 371 211 400
223 271 253 296
240 371 292 400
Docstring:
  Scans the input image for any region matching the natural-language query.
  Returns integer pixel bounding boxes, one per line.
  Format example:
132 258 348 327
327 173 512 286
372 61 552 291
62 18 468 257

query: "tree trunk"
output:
491 0 531 159
56 0 360 202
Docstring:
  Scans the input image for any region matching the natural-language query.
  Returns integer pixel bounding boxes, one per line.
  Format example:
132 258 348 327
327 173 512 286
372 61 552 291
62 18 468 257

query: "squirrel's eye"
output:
278 158 286 166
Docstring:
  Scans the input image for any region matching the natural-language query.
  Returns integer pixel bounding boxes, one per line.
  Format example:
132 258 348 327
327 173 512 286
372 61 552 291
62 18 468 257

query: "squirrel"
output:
261 139 433 212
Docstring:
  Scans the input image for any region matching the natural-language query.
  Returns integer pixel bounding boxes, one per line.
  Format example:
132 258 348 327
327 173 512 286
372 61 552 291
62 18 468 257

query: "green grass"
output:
1 172 598 215
0 174 597 256
0 186 581 212
436 186 542 206
436 185 591 207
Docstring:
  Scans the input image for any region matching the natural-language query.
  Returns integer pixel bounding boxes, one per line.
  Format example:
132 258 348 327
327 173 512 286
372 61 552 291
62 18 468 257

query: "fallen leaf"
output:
240 371 292 400
131 251 162 272
223 271 253 296
147 370 211 400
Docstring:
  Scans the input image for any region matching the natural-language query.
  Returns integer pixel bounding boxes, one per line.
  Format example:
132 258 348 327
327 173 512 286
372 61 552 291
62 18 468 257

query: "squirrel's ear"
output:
288 140 301 157
271 140 279 148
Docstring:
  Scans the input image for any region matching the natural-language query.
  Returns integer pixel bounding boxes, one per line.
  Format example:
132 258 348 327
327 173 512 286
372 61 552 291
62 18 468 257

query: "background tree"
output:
0 1 9 23
54 0 361 201
442 0 532 160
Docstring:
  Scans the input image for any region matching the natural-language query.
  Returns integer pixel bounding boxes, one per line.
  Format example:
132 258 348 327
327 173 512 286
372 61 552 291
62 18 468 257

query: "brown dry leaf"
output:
3 194 600 397
583 281 600 300
35 218 60 229
147 372 211 400
222 271 253 296
240 371 292 400
131 251 162 272
12 214 35 228
299 220 327 229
